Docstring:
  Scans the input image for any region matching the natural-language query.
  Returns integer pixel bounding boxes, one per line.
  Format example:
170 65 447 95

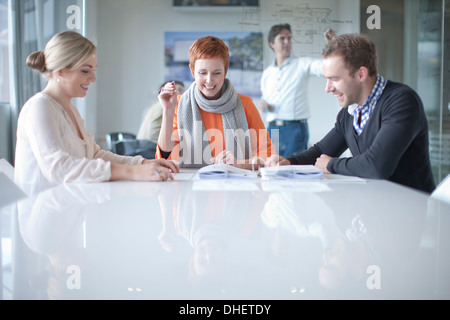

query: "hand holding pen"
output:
158 81 178 112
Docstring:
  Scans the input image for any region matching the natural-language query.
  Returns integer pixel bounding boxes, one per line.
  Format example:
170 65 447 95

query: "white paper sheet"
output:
196 164 259 180
260 165 323 180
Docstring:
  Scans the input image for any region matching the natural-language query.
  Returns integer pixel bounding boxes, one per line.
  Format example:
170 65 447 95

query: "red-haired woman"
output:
157 36 274 169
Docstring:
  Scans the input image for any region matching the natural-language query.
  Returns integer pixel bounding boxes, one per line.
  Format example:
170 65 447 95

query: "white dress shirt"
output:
260 56 323 122
15 93 143 193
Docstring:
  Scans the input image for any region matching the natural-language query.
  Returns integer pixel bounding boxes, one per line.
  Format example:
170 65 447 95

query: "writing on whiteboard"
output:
239 1 357 56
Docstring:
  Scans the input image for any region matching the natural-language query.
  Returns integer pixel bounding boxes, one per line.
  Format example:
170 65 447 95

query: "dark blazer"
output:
287 81 436 193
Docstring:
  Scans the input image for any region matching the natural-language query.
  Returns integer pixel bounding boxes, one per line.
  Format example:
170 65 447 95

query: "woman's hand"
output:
210 150 237 165
110 159 180 182
157 82 179 152
142 159 179 173
158 81 178 113
134 159 179 181
265 154 291 167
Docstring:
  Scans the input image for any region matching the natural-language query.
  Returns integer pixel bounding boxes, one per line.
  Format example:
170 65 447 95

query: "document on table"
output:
260 165 323 180
196 164 259 180
172 165 366 184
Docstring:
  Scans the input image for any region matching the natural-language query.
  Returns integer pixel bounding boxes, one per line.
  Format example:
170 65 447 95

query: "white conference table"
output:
1 168 450 300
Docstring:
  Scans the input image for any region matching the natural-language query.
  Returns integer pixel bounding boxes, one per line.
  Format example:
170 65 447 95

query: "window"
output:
0 0 10 103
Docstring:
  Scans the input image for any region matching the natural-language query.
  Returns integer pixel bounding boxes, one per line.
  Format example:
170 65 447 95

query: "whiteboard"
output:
238 0 360 58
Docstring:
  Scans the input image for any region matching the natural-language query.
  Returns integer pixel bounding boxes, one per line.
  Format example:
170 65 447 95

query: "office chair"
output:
105 132 137 153
114 140 157 159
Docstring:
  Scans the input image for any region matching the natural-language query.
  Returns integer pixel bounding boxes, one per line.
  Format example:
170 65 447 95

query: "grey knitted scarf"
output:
177 79 251 167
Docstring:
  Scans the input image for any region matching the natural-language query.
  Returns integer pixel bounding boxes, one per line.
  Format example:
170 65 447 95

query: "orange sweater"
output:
156 94 274 161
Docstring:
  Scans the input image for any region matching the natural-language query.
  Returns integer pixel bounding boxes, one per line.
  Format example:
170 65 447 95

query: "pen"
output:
159 81 176 94
172 81 176 94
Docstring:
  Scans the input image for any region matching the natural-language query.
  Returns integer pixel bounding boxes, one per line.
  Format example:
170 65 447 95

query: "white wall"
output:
87 0 359 147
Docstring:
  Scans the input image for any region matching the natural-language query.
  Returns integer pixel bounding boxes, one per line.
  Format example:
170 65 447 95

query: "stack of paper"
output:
259 165 323 180
197 164 259 179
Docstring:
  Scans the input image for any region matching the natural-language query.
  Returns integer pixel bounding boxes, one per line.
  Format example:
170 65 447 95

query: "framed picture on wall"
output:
173 0 259 8
164 31 263 97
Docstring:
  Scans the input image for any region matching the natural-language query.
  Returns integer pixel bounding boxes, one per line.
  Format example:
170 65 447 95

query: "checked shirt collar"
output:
349 74 387 135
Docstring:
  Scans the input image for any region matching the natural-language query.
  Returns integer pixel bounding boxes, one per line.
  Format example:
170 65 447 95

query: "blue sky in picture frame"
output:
164 31 263 97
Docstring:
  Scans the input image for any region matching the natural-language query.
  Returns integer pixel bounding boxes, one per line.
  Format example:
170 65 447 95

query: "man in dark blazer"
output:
266 33 435 194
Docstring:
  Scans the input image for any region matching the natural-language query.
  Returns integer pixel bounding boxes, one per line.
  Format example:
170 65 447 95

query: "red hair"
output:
188 36 230 75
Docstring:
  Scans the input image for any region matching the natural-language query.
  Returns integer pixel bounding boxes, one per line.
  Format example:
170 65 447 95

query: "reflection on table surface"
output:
2 171 450 300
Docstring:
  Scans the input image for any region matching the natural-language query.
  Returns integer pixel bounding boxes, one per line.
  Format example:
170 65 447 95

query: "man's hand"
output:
324 28 337 43
315 154 332 174
259 100 274 112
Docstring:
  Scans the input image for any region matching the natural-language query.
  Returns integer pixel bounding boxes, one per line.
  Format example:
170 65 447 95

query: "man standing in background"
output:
260 24 335 157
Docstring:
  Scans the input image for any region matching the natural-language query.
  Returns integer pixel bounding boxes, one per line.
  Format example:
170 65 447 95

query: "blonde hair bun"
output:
26 51 47 73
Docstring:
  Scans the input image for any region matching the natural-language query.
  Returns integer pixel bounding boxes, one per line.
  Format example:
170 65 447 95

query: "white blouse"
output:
14 93 143 193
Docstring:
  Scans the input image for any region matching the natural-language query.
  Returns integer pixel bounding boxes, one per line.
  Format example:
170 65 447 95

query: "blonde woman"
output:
15 31 178 192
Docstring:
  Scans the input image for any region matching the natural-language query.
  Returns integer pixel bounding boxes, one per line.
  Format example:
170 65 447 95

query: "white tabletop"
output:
2 170 450 300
